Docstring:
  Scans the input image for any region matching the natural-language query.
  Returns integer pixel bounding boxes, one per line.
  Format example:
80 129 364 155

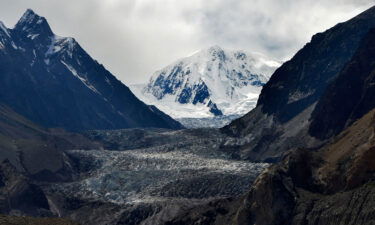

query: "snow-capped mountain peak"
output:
131 46 281 126
15 9 53 39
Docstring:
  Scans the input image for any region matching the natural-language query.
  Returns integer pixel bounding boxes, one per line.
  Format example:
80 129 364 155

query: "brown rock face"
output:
0 160 50 216
0 104 100 182
236 108 375 224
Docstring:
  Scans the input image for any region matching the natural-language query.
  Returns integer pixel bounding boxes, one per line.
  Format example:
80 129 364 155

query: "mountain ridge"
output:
0 9 183 131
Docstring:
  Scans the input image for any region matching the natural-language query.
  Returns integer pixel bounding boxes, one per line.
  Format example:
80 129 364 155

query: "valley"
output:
0 4 375 225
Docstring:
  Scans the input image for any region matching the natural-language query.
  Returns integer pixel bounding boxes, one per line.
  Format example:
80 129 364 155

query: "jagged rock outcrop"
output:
0 160 50 216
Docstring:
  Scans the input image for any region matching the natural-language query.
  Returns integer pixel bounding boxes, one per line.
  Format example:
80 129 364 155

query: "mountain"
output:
222 5 375 161
0 9 182 131
160 15 375 225
130 46 280 126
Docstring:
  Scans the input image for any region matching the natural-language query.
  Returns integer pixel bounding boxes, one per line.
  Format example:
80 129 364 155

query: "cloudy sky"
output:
0 0 373 84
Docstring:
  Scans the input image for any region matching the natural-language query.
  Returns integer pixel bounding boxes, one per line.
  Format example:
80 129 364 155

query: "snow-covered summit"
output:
131 45 281 121
15 9 54 39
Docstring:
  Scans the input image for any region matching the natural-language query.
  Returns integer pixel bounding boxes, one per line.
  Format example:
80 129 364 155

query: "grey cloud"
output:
0 0 373 84
195 0 374 59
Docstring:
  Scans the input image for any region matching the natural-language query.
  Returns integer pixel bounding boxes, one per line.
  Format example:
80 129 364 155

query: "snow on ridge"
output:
61 60 100 94
16 9 49 34
0 21 10 37
45 35 76 57
27 34 40 40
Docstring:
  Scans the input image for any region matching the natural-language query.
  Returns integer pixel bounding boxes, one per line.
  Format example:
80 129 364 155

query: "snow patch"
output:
0 22 10 37
45 35 76 57
27 33 39 40
288 90 314 104
11 42 18 49
61 60 100 94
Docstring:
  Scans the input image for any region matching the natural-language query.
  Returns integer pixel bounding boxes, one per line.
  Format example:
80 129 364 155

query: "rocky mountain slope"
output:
130 46 280 127
222 5 375 161
309 27 375 139
0 106 100 218
0 9 182 131
0 103 99 182
166 108 375 225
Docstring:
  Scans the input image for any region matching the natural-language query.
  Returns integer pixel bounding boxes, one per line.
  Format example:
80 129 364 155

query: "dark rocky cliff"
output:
309 28 375 139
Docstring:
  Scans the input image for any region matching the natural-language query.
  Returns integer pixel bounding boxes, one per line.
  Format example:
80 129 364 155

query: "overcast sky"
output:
0 0 373 84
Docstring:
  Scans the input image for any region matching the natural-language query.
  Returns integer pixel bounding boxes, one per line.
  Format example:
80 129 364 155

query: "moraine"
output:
48 128 268 205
